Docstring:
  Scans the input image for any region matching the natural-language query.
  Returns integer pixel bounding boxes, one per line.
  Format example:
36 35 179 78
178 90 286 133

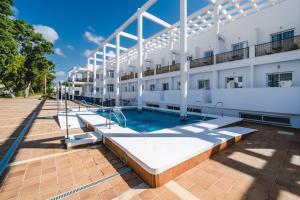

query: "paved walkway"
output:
0 98 299 200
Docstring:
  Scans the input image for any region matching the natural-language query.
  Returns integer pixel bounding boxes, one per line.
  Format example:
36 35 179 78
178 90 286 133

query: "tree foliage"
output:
0 0 55 97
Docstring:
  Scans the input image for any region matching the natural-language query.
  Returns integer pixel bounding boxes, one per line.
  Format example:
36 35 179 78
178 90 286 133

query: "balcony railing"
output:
75 78 84 82
156 65 170 74
170 63 180 72
190 56 213 68
216 47 249 64
255 35 300 57
143 69 155 77
120 73 137 81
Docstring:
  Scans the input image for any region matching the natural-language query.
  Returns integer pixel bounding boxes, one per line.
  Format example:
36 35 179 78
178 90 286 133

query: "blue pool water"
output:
96 109 214 132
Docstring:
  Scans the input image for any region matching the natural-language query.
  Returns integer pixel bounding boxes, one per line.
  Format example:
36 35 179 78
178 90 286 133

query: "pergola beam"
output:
142 11 172 28
120 31 139 41
88 0 158 58
106 43 128 51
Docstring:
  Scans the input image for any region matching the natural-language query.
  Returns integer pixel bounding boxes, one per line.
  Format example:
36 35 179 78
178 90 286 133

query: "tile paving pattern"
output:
0 98 299 200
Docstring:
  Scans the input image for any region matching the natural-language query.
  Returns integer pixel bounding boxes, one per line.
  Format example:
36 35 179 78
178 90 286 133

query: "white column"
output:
115 34 120 106
213 0 220 56
93 54 97 103
72 74 75 100
180 0 188 120
250 65 254 88
103 46 107 103
137 11 143 111
169 30 174 64
213 70 218 89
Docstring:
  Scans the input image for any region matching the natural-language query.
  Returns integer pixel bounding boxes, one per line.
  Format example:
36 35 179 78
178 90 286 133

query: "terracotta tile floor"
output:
0 99 299 200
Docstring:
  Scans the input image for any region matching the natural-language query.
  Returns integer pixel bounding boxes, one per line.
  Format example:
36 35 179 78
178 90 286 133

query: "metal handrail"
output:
215 102 224 117
79 100 90 111
113 108 127 127
105 108 127 128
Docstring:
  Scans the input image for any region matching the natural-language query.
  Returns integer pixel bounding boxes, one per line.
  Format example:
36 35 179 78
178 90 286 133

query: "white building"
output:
68 0 300 128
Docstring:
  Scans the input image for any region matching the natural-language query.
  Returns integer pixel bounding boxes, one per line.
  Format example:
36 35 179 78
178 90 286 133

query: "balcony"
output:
170 63 180 72
82 77 94 82
190 56 213 68
143 69 155 77
216 47 249 64
120 73 137 81
75 78 85 82
156 65 170 75
255 35 300 57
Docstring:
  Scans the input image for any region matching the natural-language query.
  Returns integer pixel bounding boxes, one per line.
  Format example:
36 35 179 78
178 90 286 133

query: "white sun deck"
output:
75 110 255 174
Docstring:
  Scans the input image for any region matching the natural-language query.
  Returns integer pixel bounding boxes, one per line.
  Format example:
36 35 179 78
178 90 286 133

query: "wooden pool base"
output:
104 134 247 188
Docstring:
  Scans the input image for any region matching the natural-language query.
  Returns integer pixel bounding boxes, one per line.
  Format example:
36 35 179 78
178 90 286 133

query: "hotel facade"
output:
67 0 300 128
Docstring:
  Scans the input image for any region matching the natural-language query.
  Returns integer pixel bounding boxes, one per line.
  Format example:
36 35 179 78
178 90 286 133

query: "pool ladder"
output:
78 100 90 111
106 108 127 129
215 102 224 117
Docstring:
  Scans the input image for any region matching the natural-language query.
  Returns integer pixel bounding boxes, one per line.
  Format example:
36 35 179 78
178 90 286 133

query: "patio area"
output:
0 98 299 200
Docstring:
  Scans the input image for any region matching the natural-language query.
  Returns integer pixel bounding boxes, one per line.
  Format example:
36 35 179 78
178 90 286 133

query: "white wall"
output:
218 67 251 88
211 87 300 115
254 60 300 87
189 72 213 89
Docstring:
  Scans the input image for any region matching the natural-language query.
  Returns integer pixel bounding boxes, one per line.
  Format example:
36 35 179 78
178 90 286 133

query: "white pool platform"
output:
65 131 102 148
74 111 255 187
58 111 85 130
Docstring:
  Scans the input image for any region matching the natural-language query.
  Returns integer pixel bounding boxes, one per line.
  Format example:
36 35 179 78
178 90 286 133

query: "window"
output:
225 76 243 88
267 72 292 87
107 84 114 92
172 60 176 65
204 50 213 57
187 56 193 61
271 30 294 50
96 74 100 79
198 80 210 89
75 91 79 96
150 84 155 91
232 41 247 51
124 86 127 92
176 81 180 90
107 70 114 78
96 87 100 92
131 85 135 92
156 64 161 68
162 83 169 91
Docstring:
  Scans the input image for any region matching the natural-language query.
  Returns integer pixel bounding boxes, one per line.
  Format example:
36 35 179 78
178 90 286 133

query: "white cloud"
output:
12 7 19 16
107 50 116 58
56 71 65 77
84 49 94 57
54 48 65 57
66 44 74 50
33 25 59 43
84 31 104 45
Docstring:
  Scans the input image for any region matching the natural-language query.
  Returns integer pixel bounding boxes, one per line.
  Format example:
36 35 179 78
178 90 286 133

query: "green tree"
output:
0 1 20 97
0 0 56 98
14 20 54 97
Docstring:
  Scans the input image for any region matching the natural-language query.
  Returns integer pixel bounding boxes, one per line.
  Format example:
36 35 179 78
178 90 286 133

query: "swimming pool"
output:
95 108 214 132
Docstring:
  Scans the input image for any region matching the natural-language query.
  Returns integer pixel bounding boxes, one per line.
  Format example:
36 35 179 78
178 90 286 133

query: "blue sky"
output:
14 0 209 82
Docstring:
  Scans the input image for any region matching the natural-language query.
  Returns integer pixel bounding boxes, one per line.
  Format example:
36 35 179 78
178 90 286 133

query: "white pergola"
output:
85 0 283 117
